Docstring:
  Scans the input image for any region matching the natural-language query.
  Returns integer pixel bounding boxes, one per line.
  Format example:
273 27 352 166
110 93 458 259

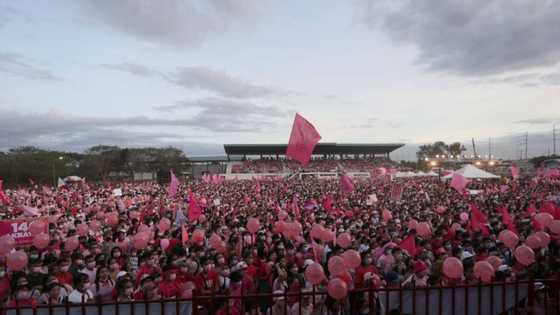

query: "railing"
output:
4 278 559 315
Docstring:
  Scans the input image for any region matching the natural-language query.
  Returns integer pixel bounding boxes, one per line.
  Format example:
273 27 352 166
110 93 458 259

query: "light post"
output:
52 156 63 187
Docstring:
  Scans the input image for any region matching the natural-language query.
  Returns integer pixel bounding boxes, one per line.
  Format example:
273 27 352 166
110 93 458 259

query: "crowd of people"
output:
0 164 559 314
231 158 395 174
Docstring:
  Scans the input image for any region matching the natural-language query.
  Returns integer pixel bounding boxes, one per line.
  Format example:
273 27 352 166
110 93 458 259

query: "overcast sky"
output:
1 0 559 158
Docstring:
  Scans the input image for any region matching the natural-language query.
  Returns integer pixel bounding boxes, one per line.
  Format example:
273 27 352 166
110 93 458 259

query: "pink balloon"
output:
192 229 205 245
160 238 170 250
416 222 431 238
117 238 129 250
336 271 353 288
485 256 502 271
209 233 222 248
328 256 347 276
549 220 560 235
535 213 554 229
436 206 447 214
275 221 287 234
7 250 28 271
442 257 464 279
321 229 335 243
247 218 260 234
106 213 119 227
382 210 393 222
460 212 469 222
327 278 348 300
535 231 550 247
157 218 171 232
342 250 361 269
64 236 79 251
525 234 542 249
29 220 47 235
310 224 325 240
76 224 89 236
514 245 535 266
33 233 50 249
407 219 418 231
473 261 495 283
336 233 352 249
304 262 325 285
0 235 15 255
96 211 106 220
89 220 101 232
132 232 149 249
498 230 519 249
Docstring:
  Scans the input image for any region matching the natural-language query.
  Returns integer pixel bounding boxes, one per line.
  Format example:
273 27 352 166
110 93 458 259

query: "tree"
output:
416 141 466 160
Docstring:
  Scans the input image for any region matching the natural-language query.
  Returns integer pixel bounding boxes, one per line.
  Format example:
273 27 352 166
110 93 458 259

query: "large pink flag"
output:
168 170 179 198
399 234 417 257
286 113 321 165
188 193 203 222
340 173 354 194
450 173 468 192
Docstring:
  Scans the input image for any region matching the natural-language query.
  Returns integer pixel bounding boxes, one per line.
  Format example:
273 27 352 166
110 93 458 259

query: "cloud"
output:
0 52 59 81
102 63 289 99
0 4 18 28
155 97 288 132
344 117 403 129
361 0 560 76
0 109 226 154
84 0 261 48
101 62 159 77
165 66 287 98
515 117 560 125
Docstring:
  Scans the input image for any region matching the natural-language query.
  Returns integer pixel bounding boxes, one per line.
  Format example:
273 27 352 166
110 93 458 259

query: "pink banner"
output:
0 220 47 246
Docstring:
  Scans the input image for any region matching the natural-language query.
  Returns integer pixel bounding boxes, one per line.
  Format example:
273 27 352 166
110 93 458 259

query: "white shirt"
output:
68 290 94 304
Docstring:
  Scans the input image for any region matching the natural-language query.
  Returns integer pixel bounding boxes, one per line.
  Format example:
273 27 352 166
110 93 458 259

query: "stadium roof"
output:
223 143 405 156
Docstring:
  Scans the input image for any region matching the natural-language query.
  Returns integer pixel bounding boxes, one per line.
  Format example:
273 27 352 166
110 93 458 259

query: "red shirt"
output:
355 265 379 288
0 277 10 302
55 272 73 286
135 265 161 286
159 280 181 298
194 271 219 292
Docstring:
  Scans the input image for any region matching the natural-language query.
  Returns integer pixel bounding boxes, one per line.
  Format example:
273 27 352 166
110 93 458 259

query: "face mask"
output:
169 274 177 281
0 271 5 278
60 266 70 272
30 254 39 260
87 263 96 269
113 253 121 258
217 258 225 265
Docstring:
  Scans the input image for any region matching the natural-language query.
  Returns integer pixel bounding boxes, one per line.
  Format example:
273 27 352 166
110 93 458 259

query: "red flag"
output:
181 224 189 244
291 195 300 218
340 173 354 194
450 173 468 193
399 234 417 257
286 113 322 165
188 193 203 222
469 204 489 236
499 206 518 235
168 170 179 198
323 195 334 212
390 184 403 201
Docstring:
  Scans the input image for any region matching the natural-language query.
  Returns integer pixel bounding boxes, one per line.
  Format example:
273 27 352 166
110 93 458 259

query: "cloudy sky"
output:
1 0 559 158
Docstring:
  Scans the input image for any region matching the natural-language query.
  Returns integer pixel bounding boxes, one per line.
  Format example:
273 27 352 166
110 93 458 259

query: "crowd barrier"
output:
4 278 559 315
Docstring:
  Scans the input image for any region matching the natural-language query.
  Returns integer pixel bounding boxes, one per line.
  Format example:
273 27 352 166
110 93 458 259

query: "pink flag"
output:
22 205 40 217
322 195 334 212
390 184 403 201
168 170 179 198
340 173 354 194
181 224 189 244
187 193 203 222
286 113 322 165
510 165 520 179
499 206 518 235
450 173 468 193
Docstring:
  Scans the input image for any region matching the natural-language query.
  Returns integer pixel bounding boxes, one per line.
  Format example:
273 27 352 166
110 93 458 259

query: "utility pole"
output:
525 132 528 160
553 123 556 156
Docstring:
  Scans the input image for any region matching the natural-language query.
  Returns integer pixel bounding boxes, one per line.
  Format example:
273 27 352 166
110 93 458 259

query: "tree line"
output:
0 145 188 187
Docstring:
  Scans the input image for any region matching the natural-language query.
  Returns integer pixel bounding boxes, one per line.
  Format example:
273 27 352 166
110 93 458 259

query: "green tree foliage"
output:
416 141 466 160
0 145 188 186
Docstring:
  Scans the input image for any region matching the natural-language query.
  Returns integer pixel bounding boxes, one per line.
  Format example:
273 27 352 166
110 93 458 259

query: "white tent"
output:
426 171 439 177
442 164 499 179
